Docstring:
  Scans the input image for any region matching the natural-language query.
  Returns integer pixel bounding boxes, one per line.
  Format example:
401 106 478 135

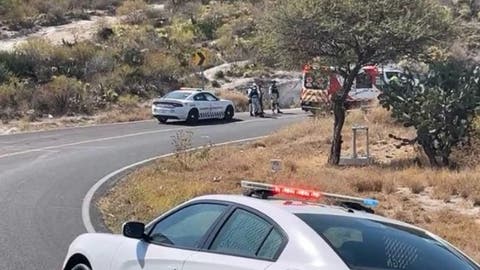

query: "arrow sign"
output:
192 50 207 66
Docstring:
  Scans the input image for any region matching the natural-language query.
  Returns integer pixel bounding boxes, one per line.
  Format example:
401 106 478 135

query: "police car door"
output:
193 93 212 119
183 208 283 270
204 92 223 119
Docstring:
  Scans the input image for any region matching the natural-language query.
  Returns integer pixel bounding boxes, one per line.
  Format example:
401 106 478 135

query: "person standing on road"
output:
248 83 262 117
246 86 253 116
258 83 265 117
269 80 283 114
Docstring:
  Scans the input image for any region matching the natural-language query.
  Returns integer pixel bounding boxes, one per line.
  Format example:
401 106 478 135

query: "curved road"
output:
0 110 305 269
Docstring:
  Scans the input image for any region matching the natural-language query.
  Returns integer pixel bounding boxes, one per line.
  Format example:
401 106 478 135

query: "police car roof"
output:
190 194 419 230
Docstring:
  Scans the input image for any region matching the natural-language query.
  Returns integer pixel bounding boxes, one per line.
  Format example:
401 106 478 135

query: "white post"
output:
352 128 357 158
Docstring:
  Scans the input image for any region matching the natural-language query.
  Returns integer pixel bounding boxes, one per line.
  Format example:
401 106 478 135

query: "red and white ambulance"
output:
300 64 402 112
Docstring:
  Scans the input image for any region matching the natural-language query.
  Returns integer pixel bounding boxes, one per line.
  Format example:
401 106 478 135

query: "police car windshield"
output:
163 91 192 100
296 214 479 270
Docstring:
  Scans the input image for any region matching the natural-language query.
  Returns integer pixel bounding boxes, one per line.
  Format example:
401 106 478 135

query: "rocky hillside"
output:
0 0 478 125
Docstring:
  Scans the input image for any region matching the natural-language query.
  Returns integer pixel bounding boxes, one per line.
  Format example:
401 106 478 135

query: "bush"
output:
84 50 117 79
0 77 32 120
214 70 225 79
33 75 87 116
0 63 12 84
140 51 184 94
15 38 57 82
117 94 140 109
117 0 148 24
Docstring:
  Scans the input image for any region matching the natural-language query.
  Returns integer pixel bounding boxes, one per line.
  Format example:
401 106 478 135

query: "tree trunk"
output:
328 99 346 165
419 138 450 168
421 143 438 167
327 65 362 166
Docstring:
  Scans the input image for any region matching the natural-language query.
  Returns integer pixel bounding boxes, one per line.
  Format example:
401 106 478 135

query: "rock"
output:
2 127 18 135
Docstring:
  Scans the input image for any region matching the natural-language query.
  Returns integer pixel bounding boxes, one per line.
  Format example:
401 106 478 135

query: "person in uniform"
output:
269 80 282 114
248 83 262 117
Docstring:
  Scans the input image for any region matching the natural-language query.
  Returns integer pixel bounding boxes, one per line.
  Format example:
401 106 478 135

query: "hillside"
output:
1 0 480 130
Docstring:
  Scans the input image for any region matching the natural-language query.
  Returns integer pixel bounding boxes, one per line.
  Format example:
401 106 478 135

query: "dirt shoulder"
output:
98 107 480 262
0 105 151 135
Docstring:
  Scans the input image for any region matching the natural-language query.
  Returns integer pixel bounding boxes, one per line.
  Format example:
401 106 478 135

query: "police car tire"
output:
186 109 199 125
224 105 234 121
156 116 167 124
71 263 91 270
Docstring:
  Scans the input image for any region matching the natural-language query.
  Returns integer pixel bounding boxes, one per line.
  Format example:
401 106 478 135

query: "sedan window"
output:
163 91 192 100
296 214 479 270
209 209 283 259
193 93 208 101
149 203 227 248
204 93 219 101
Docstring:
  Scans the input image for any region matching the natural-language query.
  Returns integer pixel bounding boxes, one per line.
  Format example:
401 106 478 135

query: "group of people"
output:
247 80 283 117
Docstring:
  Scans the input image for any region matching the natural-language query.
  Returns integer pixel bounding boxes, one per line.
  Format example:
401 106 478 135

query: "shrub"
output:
33 75 86 116
84 50 117 79
0 77 32 120
142 51 182 77
0 51 34 78
0 63 12 84
117 94 140 109
15 38 57 82
214 70 225 79
168 18 197 48
117 0 148 24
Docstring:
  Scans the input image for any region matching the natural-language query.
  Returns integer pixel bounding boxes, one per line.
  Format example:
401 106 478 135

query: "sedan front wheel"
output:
224 105 234 121
71 264 91 270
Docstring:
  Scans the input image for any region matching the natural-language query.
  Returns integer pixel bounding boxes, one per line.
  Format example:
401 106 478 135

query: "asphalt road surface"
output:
0 109 306 269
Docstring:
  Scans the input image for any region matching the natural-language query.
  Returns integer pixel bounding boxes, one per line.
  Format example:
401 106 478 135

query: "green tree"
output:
379 59 480 167
260 0 454 165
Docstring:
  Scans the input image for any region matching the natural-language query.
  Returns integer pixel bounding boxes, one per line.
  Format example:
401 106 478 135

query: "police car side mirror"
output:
123 221 146 240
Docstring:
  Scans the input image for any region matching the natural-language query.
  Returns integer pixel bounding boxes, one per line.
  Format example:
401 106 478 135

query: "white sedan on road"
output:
63 181 480 270
151 89 235 124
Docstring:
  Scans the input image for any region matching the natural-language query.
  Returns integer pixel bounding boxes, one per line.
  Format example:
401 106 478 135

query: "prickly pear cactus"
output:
378 59 480 167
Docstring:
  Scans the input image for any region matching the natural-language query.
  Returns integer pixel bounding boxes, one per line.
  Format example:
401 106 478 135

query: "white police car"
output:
152 89 235 124
63 181 479 270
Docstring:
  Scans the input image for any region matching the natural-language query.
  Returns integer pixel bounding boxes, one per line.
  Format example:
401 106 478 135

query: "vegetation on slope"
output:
0 0 266 123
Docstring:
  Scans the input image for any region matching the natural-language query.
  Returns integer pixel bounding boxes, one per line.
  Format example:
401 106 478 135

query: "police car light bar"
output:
241 181 379 208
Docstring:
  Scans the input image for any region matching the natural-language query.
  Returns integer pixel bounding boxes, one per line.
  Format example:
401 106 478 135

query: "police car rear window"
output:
296 214 479 270
164 91 192 100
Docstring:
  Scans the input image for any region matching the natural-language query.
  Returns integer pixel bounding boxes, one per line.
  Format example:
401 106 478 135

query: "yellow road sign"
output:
191 50 207 66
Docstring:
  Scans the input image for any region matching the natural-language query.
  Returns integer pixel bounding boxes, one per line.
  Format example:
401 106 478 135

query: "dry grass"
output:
215 89 249 112
92 106 151 124
99 106 480 261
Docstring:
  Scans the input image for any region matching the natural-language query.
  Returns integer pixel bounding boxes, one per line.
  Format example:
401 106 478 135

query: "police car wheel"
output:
186 109 199 125
71 263 91 270
156 116 167 124
224 105 234 121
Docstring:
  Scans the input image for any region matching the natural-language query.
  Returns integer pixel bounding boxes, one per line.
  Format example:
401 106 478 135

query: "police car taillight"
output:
241 181 379 208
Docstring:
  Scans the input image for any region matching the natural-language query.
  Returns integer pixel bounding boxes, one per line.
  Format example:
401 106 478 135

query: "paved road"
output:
0 110 306 269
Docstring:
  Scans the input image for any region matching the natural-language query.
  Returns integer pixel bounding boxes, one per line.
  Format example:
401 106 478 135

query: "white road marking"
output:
0 127 191 159
82 135 268 233
0 119 155 137
0 110 303 160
